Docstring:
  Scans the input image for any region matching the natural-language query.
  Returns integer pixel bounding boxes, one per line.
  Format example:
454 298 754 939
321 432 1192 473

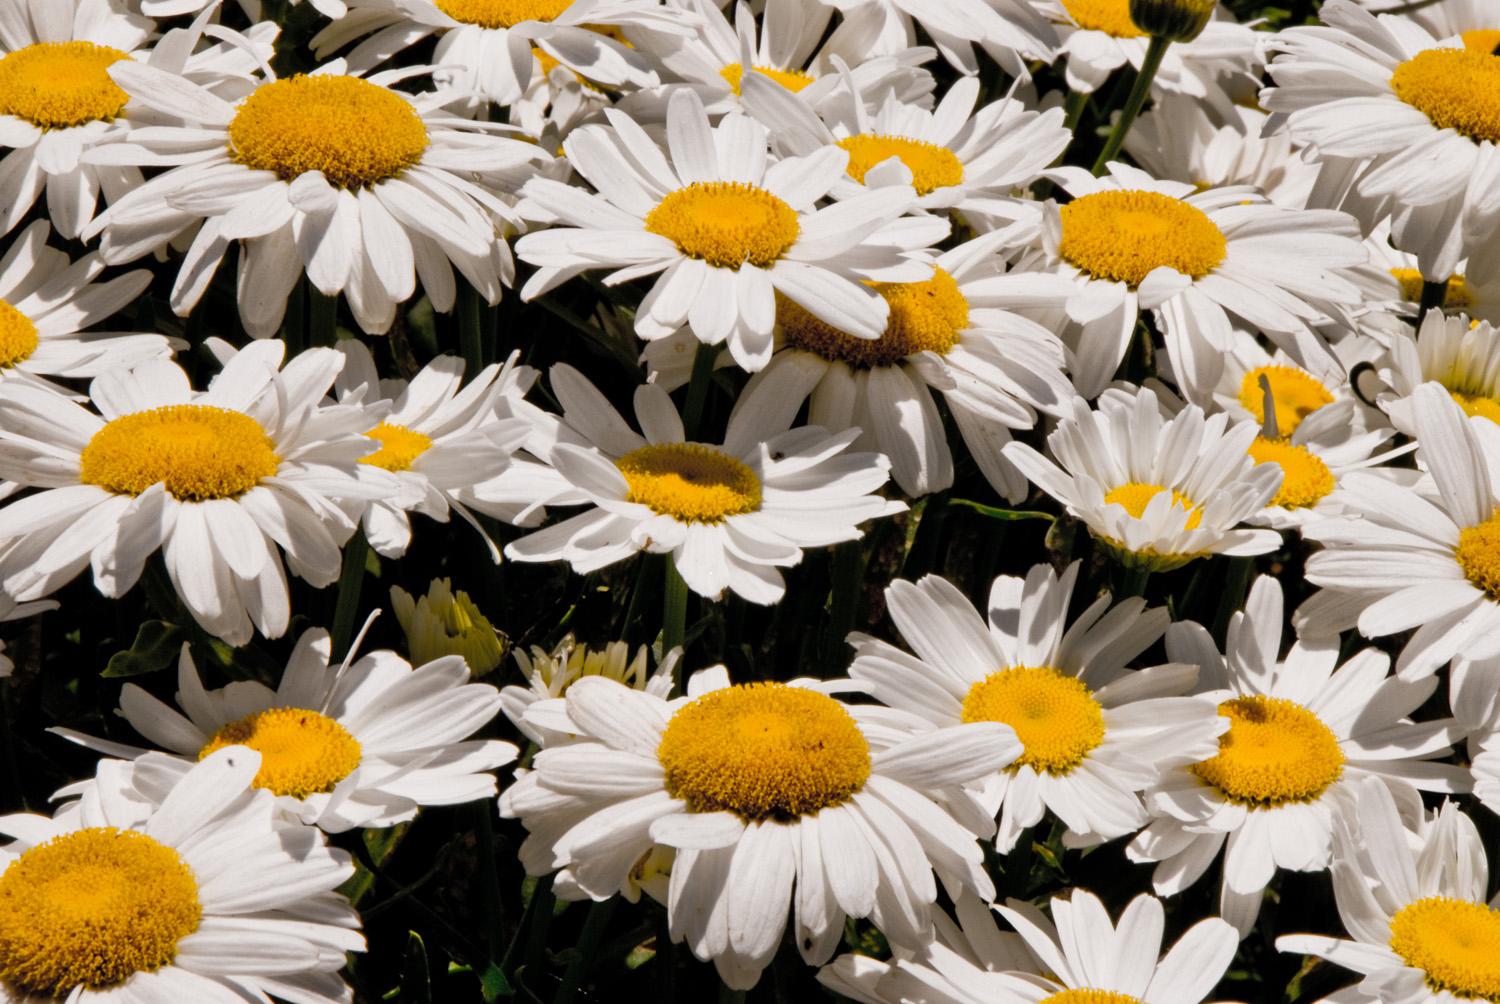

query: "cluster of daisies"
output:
3 0 1500 1001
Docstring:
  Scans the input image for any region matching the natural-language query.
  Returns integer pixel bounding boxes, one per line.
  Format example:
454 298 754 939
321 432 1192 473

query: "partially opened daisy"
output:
0 341 397 646
820 888 1239 1004
847 563 1227 851
1129 575 1468 937
501 633 673 747
517 87 938 371
85 53 551 337
504 363 904 603
1298 382 1500 678
1379 310 1500 435
1277 778 1500 1004
0 747 363 1004
0 220 177 393
1003 387 1283 573
500 667 1021 988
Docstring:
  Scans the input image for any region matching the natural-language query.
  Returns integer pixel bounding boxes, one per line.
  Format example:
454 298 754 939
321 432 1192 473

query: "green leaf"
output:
479 962 512 1002
401 931 432 1004
102 621 185 678
946 499 1055 522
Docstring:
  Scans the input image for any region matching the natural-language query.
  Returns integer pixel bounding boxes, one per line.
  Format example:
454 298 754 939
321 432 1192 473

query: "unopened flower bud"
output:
1129 0 1215 41
391 578 506 677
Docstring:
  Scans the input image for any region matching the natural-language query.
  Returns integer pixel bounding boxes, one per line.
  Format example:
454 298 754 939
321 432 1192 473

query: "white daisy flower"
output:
0 341 397 646
1018 163 1369 402
1476 732 1500 815
0 747 363 1004
84 54 551 337
517 87 940 371
1360 222 1499 326
1262 0 1500 284
727 232 1076 499
1212 336 1385 440
1129 575 1469 937
504 363 904 603
1277 778 1500 1004
500 633 675 747
847 562 1228 852
820 887 1239 1004
0 220 177 393
1297 382 1500 679
500 667 1021 988
812 0 1057 80
56 625 515 833
141 0 347 20
1003 386 1283 572
1379 310 1500 434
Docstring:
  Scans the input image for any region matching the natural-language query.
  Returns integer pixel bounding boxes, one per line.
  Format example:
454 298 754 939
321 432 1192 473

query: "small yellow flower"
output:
390 579 506 677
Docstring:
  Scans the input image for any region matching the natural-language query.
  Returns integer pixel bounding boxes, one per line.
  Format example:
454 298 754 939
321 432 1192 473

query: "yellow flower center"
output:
1246 437 1333 510
778 267 970 367
1238 365 1335 437
0 300 40 369
1042 991 1144 1004
657 683 871 820
616 443 761 523
1390 48 1500 145
1391 268 1471 310
198 707 363 800
1190 696 1345 806
718 64 816 95
1462 29 1500 54
228 75 429 189
1059 190 1227 288
644 182 800 269
961 666 1106 776
1456 509 1500 600
1451 390 1500 425
1060 0 1146 38
0 42 131 130
0 827 200 997
1103 482 1203 527
835 135 965 196
360 422 433 472
1389 897 1500 1001
433 0 573 27
79 404 280 503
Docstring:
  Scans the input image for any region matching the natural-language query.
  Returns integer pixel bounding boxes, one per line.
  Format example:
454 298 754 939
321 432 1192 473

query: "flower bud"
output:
390 578 506 677
1129 0 1215 41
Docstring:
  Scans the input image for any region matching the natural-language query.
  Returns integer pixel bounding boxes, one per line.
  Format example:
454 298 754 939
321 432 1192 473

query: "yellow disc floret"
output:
361 422 434 472
432 0 573 27
228 75 429 189
1246 437 1334 510
645 182 800 268
778 267 970 367
80 404 280 502
1190 696 1345 806
961 666 1106 775
0 827 201 997
1042 991 1144 1004
0 300 40 369
616 443 761 523
657 683 871 820
1389 897 1500 1001
1103 482 1203 527
0 42 131 130
1238 365 1335 437
1391 268 1471 310
836 135 964 195
1451 390 1500 425
1390 48 1500 146
1060 0 1146 38
1059 190 1227 287
718 64 815 95
198 707 362 800
1456 509 1500 600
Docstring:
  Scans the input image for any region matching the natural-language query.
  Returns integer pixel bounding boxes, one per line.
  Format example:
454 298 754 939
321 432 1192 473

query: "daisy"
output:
1379 310 1500 435
84 54 552 337
1296 382 1500 679
813 0 1057 80
1360 223 1498 326
500 666 1021 988
0 340 397 646
1277 778 1500 1004
501 632 674 747
503 363 905 603
517 87 939 371
1128 575 1469 937
1262 0 1500 285
847 562 1228 852
1476 733 1500 815
0 0 271 239
1002 386 1283 573
141 0 346 20
0 747 363 1004
819 887 1239 1004
727 232 1075 499
1017 163 1369 402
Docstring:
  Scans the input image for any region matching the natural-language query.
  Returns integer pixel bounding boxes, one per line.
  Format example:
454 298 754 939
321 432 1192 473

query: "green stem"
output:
309 288 338 347
519 875 557 987
330 527 369 662
1418 278 1449 325
553 899 617 1004
824 539 863 673
1092 35 1172 176
283 277 306 357
680 342 718 441
458 280 484 385
1210 556 1253 647
1063 88 1089 134
1119 565 1151 600
0 679 23 812
717 985 746 1004
663 558 689 688
472 801 505 959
